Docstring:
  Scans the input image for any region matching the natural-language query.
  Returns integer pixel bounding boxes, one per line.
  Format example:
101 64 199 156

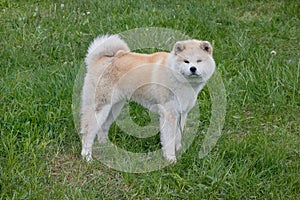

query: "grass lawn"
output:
1 0 299 199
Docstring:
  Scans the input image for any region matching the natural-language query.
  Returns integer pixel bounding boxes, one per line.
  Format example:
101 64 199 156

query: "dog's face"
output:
170 40 215 83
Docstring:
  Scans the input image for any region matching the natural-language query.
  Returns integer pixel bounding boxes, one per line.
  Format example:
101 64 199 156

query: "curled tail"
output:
85 34 130 67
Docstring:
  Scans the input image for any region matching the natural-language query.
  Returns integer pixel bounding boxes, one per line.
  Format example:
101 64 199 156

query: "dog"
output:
80 35 215 163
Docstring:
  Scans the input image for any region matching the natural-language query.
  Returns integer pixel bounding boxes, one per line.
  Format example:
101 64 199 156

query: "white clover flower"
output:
271 50 277 56
87 11 90 15
33 6 39 17
61 4 65 9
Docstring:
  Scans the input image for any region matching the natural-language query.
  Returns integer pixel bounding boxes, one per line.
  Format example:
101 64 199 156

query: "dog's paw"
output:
81 148 93 162
164 154 177 163
167 156 177 164
82 154 93 162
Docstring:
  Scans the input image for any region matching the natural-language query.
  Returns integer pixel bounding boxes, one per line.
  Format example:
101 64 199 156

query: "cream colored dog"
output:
81 35 215 162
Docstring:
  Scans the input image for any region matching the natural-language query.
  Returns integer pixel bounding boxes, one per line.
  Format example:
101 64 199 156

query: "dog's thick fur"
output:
81 35 215 162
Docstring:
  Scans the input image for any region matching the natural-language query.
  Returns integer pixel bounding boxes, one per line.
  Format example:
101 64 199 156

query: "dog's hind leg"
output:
99 101 125 143
81 104 112 161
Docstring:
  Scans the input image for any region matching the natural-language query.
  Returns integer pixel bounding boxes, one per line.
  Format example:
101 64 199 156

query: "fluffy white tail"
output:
85 35 130 66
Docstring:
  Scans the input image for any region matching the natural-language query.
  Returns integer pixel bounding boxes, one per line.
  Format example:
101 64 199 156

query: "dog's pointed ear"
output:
200 41 213 55
173 42 185 54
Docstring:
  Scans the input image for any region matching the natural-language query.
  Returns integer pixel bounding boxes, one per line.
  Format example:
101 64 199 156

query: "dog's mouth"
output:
188 72 201 77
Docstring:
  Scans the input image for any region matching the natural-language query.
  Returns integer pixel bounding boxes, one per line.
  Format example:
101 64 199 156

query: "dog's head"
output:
169 40 216 84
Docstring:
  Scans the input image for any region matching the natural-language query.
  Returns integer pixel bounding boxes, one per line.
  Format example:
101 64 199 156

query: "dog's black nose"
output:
190 66 197 73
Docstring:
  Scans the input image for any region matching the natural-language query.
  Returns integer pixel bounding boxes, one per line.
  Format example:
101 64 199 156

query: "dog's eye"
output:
184 60 190 64
197 59 202 63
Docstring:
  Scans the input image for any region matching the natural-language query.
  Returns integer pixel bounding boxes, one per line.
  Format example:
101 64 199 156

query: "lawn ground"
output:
0 0 299 199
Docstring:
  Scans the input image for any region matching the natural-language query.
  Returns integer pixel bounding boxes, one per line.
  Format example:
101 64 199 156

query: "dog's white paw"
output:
81 148 93 162
164 154 177 163
167 156 177 163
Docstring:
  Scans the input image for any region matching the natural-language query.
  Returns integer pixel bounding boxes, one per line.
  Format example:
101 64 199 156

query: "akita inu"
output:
81 35 215 162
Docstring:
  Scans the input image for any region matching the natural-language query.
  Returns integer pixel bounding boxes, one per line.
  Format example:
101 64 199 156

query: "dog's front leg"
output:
159 110 178 163
176 111 188 151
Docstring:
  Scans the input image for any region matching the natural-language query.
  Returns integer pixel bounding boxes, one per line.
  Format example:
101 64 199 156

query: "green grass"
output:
1 0 299 199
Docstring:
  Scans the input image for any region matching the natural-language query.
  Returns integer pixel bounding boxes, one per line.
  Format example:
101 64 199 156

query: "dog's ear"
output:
173 42 185 54
200 41 213 54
